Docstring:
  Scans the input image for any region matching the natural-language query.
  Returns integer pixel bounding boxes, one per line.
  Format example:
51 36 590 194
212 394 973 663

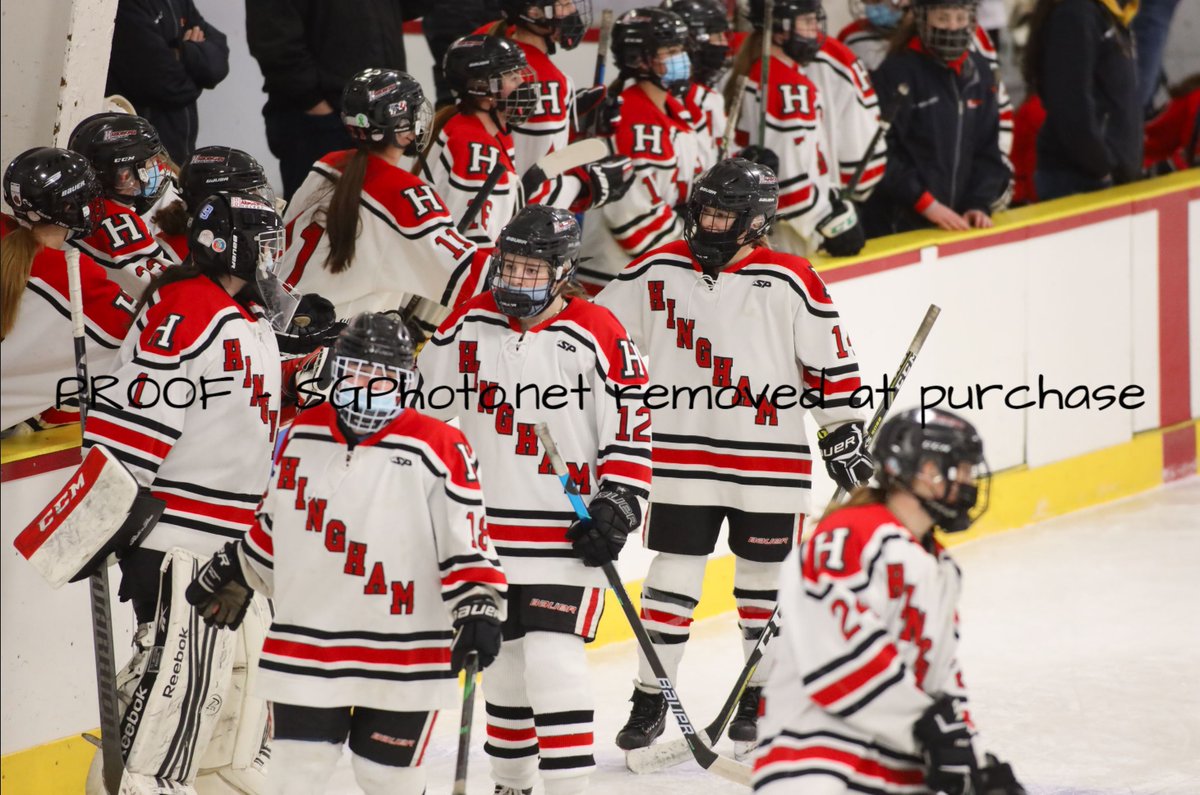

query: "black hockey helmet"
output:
443 35 541 126
668 0 732 85
500 0 592 51
178 147 272 210
875 407 990 533
489 205 581 318
911 0 976 62
331 312 417 434
3 147 103 237
749 0 826 64
342 68 434 156
684 158 778 274
68 112 169 215
613 8 692 92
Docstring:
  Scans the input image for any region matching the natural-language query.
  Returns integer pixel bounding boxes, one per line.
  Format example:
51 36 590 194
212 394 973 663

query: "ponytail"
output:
412 105 460 177
152 199 190 238
724 30 763 110
324 149 370 274
818 485 888 522
0 225 40 340
486 19 508 37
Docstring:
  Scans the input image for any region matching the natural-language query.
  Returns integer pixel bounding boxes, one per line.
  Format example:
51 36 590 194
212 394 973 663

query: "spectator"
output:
106 0 230 164
1132 0 1182 115
246 0 414 200
425 0 504 108
1025 0 1140 201
1143 75 1200 173
862 0 1011 235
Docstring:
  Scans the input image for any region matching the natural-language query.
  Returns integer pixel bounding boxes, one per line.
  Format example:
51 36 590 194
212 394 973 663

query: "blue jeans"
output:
1034 167 1112 202
1132 0 1182 111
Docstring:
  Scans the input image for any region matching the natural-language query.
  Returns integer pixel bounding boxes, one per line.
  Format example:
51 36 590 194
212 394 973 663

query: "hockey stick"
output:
66 246 125 794
594 9 615 89
842 82 910 201
521 137 610 197
757 0 774 148
626 304 942 774
719 74 749 162
452 652 480 795
533 423 752 786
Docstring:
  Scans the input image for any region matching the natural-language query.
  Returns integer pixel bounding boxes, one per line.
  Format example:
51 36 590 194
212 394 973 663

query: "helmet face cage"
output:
683 159 778 273
675 0 733 85
614 9 690 88
914 2 976 62
512 0 593 50
778 7 827 63
331 355 415 435
488 251 570 318
491 64 542 126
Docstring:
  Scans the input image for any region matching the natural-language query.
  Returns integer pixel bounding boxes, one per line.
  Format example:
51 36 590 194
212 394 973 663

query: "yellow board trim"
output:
0 424 82 466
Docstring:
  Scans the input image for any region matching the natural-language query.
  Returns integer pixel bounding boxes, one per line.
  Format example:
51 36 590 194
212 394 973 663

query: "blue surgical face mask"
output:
139 159 167 198
660 52 692 89
865 2 904 29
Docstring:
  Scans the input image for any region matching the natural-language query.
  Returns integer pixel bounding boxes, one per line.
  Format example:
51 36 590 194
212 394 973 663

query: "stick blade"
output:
624 738 694 774
707 753 754 786
537 138 609 180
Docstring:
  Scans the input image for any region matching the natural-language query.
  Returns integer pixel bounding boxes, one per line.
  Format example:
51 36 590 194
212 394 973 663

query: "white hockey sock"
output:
351 754 426 795
636 552 707 689
484 637 539 791
734 557 781 687
522 632 595 788
264 739 341 795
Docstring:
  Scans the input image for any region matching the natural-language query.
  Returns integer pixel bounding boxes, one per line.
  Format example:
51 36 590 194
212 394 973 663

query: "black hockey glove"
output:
914 695 980 795
817 192 866 257
579 156 635 209
450 596 503 673
185 541 254 630
737 145 780 177
819 421 875 492
277 293 344 355
575 87 622 137
978 753 1025 795
566 485 641 567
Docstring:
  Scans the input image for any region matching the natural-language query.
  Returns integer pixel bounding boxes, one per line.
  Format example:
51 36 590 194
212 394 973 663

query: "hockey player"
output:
152 146 274 262
726 0 867 257
185 312 508 795
595 158 873 753
862 0 1011 235
82 191 294 794
68 112 178 296
1 147 135 432
671 0 734 171
580 7 703 291
753 408 1025 795
418 205 652 795
282 68 486 337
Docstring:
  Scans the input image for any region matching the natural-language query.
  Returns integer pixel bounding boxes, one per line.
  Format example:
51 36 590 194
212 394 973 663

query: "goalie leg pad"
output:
121 548 239 787
635 552 707 689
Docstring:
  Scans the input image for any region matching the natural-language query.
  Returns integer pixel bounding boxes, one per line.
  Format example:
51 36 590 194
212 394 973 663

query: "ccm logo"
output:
37 472 88 532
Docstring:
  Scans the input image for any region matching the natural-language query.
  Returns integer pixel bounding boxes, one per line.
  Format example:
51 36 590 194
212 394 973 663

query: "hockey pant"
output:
86 547 271 795
484 632 595 795
267 704 438 795
636 553 782 692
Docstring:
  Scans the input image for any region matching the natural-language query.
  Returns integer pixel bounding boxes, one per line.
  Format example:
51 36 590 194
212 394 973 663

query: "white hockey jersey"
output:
683 81 729 172
241 403 507 711
71 198 178 297
735 56 837 254
1 216 136 430
417 290 653 588
581 84 702 292
281 150 484 335
595 241 867 515
83 275 282 557
753 503 981 793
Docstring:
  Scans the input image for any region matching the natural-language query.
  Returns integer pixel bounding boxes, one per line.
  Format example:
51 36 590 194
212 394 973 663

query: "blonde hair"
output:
1 225 40 340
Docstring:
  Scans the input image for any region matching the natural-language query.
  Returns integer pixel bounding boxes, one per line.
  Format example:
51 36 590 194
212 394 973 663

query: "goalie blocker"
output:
13 444 164 588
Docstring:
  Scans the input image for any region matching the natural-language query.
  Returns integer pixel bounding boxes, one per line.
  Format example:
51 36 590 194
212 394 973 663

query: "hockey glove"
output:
575 88 622 137
185 541 254 630
819 421 875 492
737 145 781 177
450 596 503 673
914 695 979 795
817 193 866 257
566 485 641 567
277 293 344 355
978 753 1026 795
576 155 635 209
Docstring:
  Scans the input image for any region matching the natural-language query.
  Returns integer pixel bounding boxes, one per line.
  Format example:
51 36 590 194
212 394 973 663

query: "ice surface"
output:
326 478 1200 794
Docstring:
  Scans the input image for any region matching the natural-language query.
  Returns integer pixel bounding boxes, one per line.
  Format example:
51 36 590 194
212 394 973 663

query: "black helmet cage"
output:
189 192 285 282
332 312 417 435
750 0 827 63
3 147 104 237
342 69 434 156
876 408 991 533
913 0 977 62
503 0 593 50
68 113 168 214
684 158 779 274
444 36 542 126
613 8 690 89
670 0 733 84
488 205 581 318
179 147 273 210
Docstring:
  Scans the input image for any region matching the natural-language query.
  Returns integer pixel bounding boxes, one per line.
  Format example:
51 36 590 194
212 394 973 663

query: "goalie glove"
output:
573 155 635 210
566 484 641 567
914 695 979 795
277 293 344 355
818 421 875 492
450 596 502 673
817 192 866 257
185 541 254 630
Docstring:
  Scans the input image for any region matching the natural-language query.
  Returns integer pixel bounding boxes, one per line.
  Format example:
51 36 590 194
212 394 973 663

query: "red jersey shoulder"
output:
819 34 865 70
836 18 873 43
435 275 502 336
559 298 648 385
444 115 512 179
392 409 481 488
973 27 998 60
363 156 452 224
818 37 876 96
755 57 821 120
139 276 253 356
89 198 156 252
157 230 189 262
733 247 832 302
805 502 909 581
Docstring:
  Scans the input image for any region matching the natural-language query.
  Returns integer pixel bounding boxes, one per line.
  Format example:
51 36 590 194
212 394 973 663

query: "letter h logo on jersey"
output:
402 186 445 218
631 124 665 156
468 143 501 176
534 81 563 118
778 84 812 116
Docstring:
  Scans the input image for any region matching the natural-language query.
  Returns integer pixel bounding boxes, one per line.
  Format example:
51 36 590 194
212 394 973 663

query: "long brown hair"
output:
323 149 370 274
151 198 190 237
724 30 765 109
887 19 918 55
819 485 887 522
1 225 40 339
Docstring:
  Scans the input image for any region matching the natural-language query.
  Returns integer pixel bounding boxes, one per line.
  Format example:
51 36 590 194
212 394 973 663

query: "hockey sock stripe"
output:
538 754 597 772
732 587 778 601
533 709 593 727
485 703 535 720
484 743 540 759
641 586 699 610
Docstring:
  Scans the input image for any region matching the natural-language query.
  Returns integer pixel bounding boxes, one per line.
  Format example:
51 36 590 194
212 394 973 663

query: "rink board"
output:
2 172 1199 795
